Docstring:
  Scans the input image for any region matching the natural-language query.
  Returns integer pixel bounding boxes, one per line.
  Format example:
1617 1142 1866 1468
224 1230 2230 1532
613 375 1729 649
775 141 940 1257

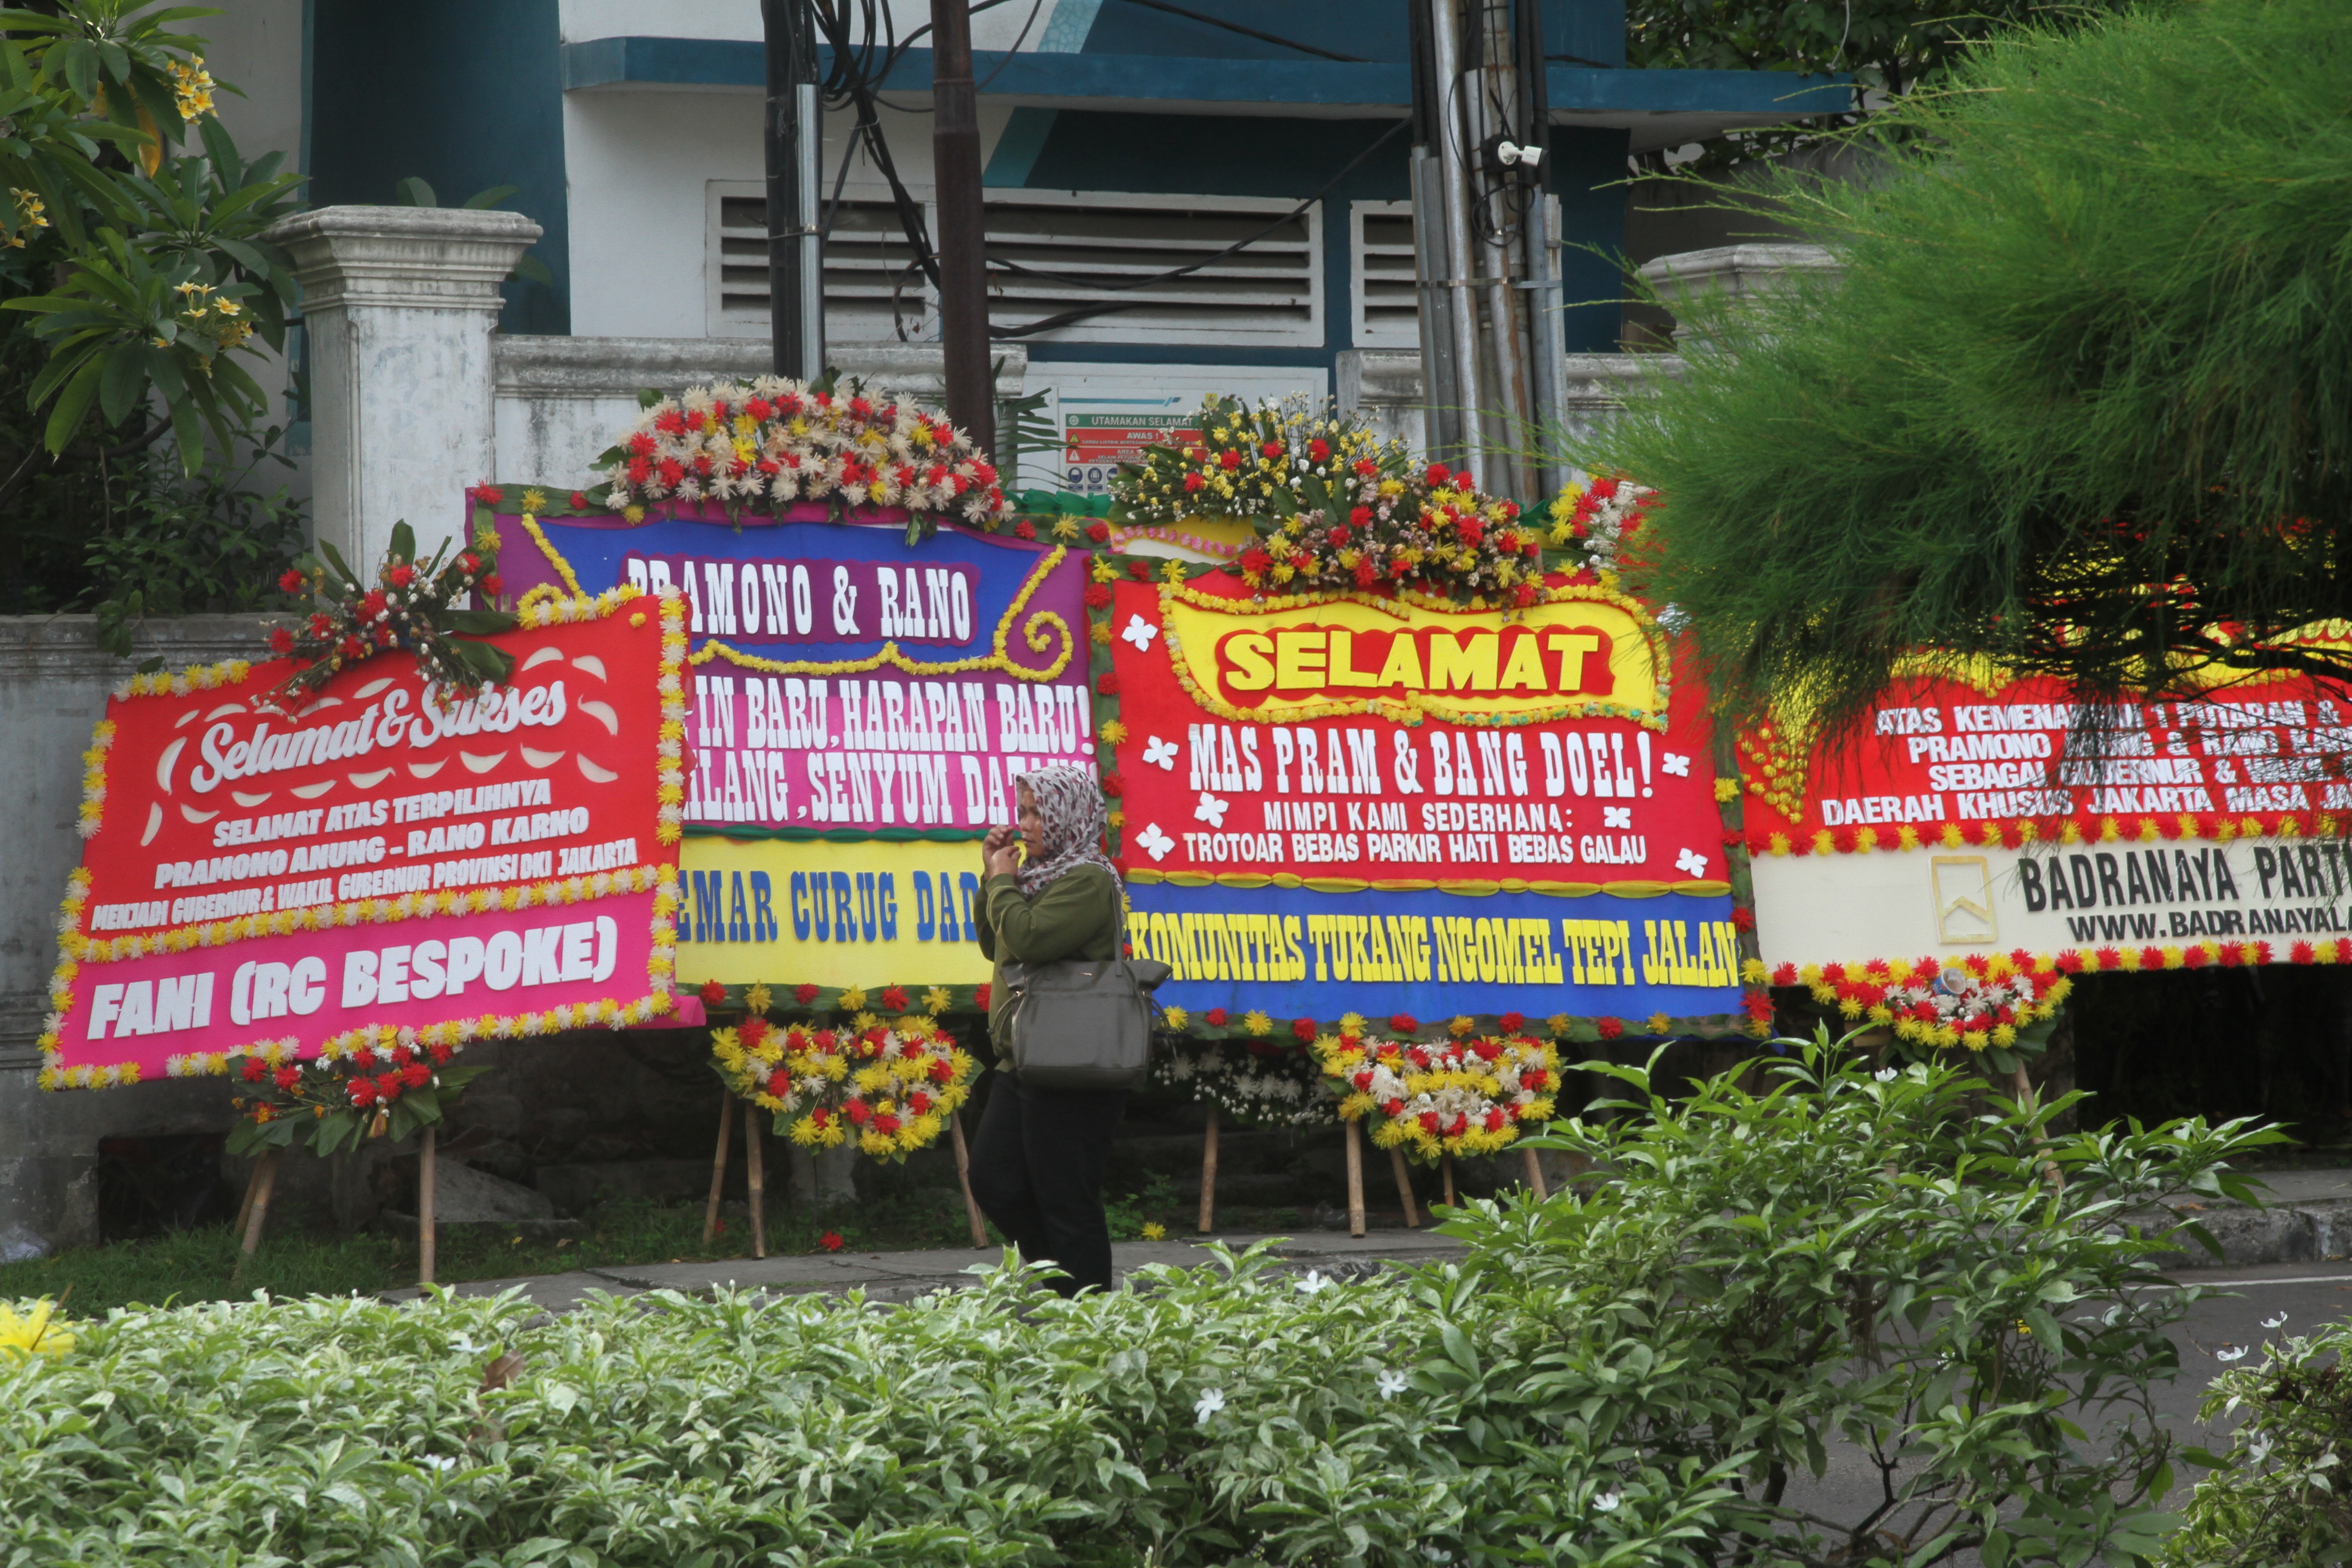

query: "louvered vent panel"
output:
1352 200 1420 348
713 191 937 341
710 186 1321 347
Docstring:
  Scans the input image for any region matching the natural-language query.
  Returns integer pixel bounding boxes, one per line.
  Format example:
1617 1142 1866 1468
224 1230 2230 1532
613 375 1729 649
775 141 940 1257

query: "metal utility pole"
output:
762 0 823 380
1407 0 1463 466
1470 0 1534 503
1517 0 1568 499
930 0 994 453
1428 0 1485 480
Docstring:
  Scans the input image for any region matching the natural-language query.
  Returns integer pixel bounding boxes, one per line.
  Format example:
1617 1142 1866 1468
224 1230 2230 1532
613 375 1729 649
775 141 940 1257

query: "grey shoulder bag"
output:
999 899 1173 1091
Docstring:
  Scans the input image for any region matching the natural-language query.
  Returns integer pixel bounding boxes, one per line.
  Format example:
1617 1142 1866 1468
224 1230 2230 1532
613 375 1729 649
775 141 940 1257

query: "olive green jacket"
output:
972 864 1121 1049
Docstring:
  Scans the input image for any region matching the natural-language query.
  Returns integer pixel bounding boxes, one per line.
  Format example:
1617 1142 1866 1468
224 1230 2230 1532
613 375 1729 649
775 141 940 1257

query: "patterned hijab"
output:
1014 764 1120 897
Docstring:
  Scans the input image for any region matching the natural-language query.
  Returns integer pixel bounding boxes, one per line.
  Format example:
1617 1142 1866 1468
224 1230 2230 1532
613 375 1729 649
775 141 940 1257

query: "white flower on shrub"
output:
2263 1312 2288 1328
2216 1346 2249 1362
1377 1370 1409 1399
1593 1490 1622 1513
1194 1387 1226 1426
1296 1269 1330 1294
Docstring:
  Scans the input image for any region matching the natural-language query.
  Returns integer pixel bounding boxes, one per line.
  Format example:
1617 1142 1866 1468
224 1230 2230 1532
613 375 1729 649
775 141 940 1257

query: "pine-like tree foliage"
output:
1598 0 2352 738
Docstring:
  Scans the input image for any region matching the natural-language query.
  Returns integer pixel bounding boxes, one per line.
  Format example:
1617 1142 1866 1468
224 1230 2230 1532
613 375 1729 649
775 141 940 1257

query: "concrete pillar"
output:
264 206 541 570
1634 244 1843 352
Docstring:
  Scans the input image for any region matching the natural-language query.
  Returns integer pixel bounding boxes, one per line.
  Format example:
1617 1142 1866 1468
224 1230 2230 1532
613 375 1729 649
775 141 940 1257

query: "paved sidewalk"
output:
380 1168 2352 1313
382 1227 1467 1313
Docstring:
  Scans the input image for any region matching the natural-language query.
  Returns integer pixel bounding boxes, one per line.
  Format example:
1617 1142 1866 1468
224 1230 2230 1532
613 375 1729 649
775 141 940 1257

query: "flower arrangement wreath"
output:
1314 1022 1563 1163
707 982 978 1160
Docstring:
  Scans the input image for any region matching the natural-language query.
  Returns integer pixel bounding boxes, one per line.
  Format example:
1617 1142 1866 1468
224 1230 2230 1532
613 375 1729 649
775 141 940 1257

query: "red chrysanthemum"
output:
1596 1017 1625 1040
1013 520 1036 540
277 568 306 593
700 980 728 1006
1096 671 1121 695
881 985 908 1012
1292 1017 1316 1042
975 983 991 1010
1205 1007 1230 1027
1084 583 1112 609
268 627 294 655
1498 1011 1525 1034
795 982 819 1005
819 1230 844 1252
1389 1012 1418 1034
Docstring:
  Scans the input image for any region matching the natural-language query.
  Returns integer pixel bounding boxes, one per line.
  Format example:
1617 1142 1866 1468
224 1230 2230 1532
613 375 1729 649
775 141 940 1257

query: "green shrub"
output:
0 1044 2279 1565
2164 1319 2352 1567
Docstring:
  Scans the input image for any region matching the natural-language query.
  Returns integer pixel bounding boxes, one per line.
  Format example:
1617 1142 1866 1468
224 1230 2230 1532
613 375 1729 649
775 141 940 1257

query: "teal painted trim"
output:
559 39 1851 117
982 107 1058 186
1036 0 1102 52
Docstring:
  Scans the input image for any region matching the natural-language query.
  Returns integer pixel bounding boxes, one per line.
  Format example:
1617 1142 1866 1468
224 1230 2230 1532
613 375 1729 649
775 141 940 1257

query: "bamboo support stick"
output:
950 1108 987 1247
236 1149 278 1259
1344 1118 1367 1237
418 1127 437 1288
1197 1106 1220 1234
702 1090 733 1243
1389 1143 1420 1228
1522 1146 1549 1200
745 1102 767 1260
1441 1152 1457 1210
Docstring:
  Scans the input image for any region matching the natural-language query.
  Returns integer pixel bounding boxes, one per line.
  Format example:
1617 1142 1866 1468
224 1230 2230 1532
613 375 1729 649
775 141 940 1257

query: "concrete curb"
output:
2129 1197 2352 1270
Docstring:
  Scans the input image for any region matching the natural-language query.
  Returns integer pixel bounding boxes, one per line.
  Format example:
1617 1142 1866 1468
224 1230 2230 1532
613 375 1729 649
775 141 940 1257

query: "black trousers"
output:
966 1069 1129 1295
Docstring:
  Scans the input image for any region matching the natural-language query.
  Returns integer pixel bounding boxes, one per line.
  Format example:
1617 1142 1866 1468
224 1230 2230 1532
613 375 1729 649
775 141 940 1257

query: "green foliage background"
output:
1598 0 2352 736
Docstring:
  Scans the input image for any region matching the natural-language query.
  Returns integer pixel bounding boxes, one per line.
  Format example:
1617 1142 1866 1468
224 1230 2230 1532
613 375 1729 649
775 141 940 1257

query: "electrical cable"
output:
1104 0 1369 64
987 117 1410 338
802 0 1404 342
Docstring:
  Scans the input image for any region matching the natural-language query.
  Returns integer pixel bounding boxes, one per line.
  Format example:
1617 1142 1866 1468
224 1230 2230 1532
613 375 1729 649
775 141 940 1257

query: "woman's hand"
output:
982 825 1022 880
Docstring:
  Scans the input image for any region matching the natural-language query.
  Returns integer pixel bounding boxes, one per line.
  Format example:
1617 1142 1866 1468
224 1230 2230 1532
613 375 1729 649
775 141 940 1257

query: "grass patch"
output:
0 1173 1194 1317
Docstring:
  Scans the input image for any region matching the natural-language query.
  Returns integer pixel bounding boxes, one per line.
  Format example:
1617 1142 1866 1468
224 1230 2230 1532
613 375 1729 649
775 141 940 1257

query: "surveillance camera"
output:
1497 141 1543 169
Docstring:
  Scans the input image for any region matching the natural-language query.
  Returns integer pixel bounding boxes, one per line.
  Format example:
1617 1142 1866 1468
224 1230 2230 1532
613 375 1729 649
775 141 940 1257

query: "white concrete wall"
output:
492 337 1027 490
561 89 1016 341
172 1 312 489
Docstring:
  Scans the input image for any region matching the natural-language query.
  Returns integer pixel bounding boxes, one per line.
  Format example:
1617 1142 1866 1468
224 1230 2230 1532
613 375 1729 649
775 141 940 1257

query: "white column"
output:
265 206 542 569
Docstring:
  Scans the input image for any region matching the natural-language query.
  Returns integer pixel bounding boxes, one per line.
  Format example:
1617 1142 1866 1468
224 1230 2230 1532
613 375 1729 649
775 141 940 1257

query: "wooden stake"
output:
231 1152 265 1241
1441 1152 1457 1209
950 1108 987 1247
236 1148 278 1262
1389 1143 1420 1229
702 1089 734 1244
1343 1118 1367 1237
418 1126 437 1288
1522 1145 1549 1200
1197 1105 1220 1234
744 1102 768 1260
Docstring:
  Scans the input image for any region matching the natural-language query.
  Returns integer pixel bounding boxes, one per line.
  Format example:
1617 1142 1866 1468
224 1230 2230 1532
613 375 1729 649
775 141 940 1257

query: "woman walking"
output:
969 765 1127 1295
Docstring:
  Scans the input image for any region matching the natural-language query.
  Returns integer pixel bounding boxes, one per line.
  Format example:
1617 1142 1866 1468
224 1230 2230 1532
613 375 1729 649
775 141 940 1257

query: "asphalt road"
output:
1774 1259 2352 1558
